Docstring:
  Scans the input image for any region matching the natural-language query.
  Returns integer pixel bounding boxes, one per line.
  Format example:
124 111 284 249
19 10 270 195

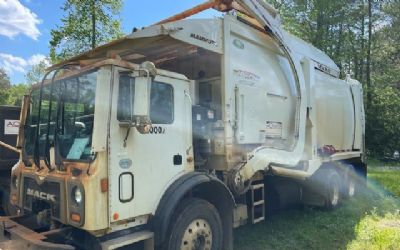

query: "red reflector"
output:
113 213 119 221
71 213 81 222
101 178 108 193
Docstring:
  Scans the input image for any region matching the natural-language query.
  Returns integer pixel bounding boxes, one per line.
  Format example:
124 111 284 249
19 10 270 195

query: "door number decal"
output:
149 126 166 134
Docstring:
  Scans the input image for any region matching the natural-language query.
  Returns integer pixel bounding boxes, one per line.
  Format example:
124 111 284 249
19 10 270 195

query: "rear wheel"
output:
323 168 341 210
166 198 223 250
342 165 356 199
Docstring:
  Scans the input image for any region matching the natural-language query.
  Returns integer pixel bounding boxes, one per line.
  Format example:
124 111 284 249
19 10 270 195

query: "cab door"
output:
108 67 193 224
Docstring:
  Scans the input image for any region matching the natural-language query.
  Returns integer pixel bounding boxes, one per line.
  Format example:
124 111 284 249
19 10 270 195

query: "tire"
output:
323 168 342 210
166 198 223 250
342 165 356 199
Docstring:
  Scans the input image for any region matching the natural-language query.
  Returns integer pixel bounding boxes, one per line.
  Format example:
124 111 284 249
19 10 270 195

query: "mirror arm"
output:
123 121 133 148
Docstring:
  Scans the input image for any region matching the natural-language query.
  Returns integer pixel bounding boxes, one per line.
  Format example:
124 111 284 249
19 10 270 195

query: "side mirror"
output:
132 76 152 133
117 62 156 134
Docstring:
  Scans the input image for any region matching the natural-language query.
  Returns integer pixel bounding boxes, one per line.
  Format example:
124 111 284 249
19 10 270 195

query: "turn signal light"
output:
71 213 81 222
113 213 119 221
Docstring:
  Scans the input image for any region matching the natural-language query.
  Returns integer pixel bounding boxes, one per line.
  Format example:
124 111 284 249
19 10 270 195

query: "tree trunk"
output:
335 12 344 76
366 0 372 107
315 2 324 49
360 2 365 83
354 53 359 79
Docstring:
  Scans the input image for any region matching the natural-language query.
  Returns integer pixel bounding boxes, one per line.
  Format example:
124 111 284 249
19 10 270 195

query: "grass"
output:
233 162 400 250
368 167 400 198
347 209 400 250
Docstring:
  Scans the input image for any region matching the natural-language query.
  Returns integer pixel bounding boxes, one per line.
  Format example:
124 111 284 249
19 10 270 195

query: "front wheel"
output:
166 198 223 250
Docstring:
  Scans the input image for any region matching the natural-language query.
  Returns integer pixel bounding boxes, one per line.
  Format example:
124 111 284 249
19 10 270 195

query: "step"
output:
253 200 265 206
101 230 154 250
250 182 266 224
251 183 264 190
253 217 265 224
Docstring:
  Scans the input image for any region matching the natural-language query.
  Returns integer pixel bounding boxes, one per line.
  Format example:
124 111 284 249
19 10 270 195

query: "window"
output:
118 75 174 124
24 71 97 161
150 82 174 124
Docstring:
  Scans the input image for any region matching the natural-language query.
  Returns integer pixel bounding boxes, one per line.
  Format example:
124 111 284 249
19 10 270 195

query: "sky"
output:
0 0 219 84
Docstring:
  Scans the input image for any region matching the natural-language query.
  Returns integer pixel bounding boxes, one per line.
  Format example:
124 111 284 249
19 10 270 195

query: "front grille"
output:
23 177 61 219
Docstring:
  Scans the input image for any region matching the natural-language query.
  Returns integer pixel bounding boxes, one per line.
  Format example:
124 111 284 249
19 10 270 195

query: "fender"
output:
151 171 235 246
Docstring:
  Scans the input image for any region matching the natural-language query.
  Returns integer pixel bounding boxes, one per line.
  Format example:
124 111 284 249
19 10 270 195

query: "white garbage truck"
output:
0 0 366 249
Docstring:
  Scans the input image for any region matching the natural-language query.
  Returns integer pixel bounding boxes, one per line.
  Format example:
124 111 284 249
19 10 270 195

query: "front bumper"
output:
0 216 74 250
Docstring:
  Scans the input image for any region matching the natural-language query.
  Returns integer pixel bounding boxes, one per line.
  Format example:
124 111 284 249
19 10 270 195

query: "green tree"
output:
266 0 374 77
0 68 10 89
50 0 123 63
25 59 49 85
366 86 400 155
4 84 29 106
0 68 11 105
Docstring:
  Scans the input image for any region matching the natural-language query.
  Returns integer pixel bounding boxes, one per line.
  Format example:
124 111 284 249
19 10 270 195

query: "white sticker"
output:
233 69 261 86
4 119 20 135
265 121 282 138
207 110 214 119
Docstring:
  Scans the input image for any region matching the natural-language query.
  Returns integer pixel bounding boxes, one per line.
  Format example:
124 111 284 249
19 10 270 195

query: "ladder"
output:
250 183 265 224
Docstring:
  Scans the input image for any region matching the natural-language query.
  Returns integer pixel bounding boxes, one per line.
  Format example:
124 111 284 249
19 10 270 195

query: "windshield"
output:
24 70 97 164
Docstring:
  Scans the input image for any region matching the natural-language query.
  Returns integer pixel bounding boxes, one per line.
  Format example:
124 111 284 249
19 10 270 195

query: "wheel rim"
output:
181 219 213 250
330 179 340 206
348 178 355 197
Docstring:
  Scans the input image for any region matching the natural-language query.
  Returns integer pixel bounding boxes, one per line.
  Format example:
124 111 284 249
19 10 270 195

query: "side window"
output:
117 76 174 124
150 82 174 124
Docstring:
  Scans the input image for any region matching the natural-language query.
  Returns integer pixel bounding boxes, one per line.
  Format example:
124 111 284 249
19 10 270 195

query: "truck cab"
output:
9 58 196 234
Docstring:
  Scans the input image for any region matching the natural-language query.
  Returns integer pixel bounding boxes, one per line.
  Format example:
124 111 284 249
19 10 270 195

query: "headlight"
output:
73 186 83 204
